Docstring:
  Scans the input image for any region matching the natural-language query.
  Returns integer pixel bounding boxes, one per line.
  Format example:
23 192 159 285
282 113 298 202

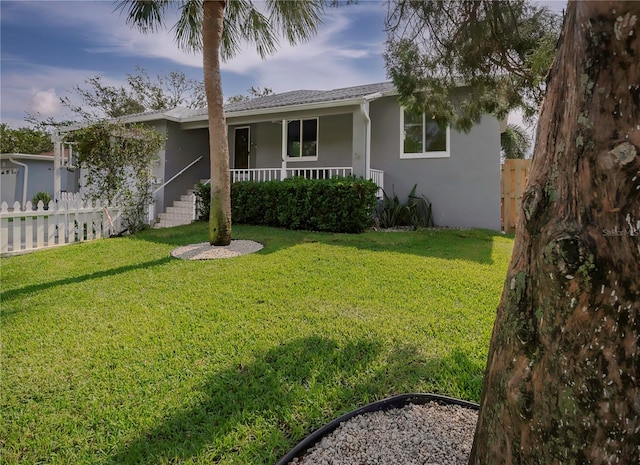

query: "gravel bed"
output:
170 240 263 260
288 402 477 465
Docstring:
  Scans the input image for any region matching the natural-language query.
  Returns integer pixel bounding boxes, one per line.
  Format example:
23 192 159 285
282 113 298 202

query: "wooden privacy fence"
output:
501 159 532 233
0 193 122 257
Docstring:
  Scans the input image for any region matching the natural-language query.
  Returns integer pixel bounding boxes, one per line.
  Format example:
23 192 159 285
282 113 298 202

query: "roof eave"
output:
183 95 386 124
0 153 55 161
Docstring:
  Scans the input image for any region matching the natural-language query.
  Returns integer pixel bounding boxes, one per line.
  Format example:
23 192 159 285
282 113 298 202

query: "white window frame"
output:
400 108 450 159
286 117 319 162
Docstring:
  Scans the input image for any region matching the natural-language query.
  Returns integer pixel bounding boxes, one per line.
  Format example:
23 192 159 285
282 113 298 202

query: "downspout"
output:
360 101 371 180
9 157 28 206
360 91 380 180
281 119 287 180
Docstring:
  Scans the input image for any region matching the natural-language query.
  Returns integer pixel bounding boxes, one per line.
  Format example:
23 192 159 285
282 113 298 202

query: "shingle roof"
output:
224 81 396 114
121 82 397 123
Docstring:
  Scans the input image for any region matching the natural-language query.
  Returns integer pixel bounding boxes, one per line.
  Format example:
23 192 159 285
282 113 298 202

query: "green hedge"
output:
231 176 378 233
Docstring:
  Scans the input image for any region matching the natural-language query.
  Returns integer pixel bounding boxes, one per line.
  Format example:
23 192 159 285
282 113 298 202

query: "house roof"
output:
118 81 397 125
0 153 56 162
224 81 396 114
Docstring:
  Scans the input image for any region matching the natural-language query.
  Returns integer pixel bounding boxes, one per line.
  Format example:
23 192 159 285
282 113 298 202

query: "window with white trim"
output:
287 118 318 160
400 108 450 158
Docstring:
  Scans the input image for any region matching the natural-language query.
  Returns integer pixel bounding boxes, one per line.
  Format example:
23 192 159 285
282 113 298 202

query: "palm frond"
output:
113 0 170 33
223 0 277 60
115 0 325 59
243 6 278 59
266 0 324 45
173 0 203 52
221 0 250 60
501 123 531 159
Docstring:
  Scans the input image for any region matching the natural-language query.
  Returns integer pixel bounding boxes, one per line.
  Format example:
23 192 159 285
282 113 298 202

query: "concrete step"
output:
159 212 191 221
172 200 193 208
165 207 192 216
153 181 206 229
153 217 193 228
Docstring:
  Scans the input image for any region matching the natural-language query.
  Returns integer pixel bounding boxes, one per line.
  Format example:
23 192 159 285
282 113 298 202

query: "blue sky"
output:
1 0 389 128
1 1 567 131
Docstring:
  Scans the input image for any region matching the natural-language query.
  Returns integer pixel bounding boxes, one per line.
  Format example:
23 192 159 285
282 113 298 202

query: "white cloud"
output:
75 3 386 89
83 4 387 90
1 1 388 125
219 10 386 91
29 89 60 116
0 62 110 125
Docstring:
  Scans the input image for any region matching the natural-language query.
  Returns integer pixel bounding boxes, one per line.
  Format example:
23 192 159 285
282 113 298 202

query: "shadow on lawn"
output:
134 223 503 264
109 336 484 465
1 257 173 309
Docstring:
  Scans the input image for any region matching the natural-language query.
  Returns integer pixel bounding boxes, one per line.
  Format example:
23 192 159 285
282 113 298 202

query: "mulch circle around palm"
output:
171 240 263 260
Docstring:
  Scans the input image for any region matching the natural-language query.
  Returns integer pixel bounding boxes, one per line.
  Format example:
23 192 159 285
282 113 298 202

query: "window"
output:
287 118 318 159
401 108 450 158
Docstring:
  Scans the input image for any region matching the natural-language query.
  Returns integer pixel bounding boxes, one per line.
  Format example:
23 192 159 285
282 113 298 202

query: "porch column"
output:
52 132 63 200
352 105 368 178
281 119 287 180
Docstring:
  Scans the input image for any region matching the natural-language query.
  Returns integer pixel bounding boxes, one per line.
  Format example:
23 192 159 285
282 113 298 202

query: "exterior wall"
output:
160 122 209 218
227 111 354 171
370 96 501 230
0 158 77 205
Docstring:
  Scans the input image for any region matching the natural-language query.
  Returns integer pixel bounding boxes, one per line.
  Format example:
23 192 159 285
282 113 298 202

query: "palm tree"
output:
115 0 325 245
500 123 531 160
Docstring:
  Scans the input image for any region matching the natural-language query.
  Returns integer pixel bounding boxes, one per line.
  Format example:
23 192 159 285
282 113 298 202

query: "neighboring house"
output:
64 82 502 230
0 150 78 206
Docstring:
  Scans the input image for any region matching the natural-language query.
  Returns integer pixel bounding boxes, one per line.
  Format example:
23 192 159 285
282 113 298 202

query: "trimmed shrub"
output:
231 176 378 233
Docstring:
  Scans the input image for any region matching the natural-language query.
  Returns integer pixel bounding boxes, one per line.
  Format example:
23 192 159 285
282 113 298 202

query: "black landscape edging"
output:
275 393 479 465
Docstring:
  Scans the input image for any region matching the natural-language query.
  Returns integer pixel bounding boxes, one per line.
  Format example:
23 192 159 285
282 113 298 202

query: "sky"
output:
0 0 389 128
1 0 567 132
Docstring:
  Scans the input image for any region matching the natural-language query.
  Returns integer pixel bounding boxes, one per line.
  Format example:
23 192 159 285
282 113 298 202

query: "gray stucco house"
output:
120 81 502 230
1 152 78 206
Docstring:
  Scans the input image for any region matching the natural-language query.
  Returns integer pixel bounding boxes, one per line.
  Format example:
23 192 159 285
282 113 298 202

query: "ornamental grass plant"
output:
1 224 513 465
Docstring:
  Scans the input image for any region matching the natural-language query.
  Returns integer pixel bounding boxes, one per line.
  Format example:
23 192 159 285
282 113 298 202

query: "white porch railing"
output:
369 169 384 198
230 167 356 183
201 166 384 202
0 193 122 257
230 168 282 183
286 167 353 179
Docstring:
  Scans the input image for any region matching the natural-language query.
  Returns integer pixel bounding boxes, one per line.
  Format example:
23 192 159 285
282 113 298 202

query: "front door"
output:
234 127 250 170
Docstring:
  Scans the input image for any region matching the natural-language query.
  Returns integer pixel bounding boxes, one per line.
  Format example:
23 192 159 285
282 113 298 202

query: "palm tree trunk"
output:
470 1 640 463
203 0 232 246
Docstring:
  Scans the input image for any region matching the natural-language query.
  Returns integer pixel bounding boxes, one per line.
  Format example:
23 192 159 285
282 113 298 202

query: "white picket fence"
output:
0 193 123 257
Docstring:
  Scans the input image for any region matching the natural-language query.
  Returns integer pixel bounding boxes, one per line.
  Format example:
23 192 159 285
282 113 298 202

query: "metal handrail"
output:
153 156 203 195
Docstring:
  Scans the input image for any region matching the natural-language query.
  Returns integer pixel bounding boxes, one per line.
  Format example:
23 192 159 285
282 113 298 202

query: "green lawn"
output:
1 224 513 465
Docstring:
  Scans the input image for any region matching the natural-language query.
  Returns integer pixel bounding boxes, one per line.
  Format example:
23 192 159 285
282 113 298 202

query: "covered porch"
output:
229 166 384 197
163 96 386 205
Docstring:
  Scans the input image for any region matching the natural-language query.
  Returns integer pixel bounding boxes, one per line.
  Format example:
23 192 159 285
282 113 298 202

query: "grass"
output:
1 223 513 465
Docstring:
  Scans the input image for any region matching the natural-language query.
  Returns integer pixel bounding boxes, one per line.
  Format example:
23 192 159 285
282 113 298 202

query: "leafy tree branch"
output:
384 0 562 131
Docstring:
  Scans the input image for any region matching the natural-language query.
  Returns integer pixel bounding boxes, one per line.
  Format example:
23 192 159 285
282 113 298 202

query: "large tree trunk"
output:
203 0 232 246
470 1 639 463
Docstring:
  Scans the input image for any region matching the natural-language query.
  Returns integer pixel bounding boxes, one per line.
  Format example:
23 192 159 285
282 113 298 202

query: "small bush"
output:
231 176 378 233
377 188 411 228
376 184 434 229
194 182 211 221
407 184 434 228
32 191 52 209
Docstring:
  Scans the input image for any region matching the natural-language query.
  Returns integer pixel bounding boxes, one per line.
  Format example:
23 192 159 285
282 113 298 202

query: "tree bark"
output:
470 1 640 463
203 0 232 246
